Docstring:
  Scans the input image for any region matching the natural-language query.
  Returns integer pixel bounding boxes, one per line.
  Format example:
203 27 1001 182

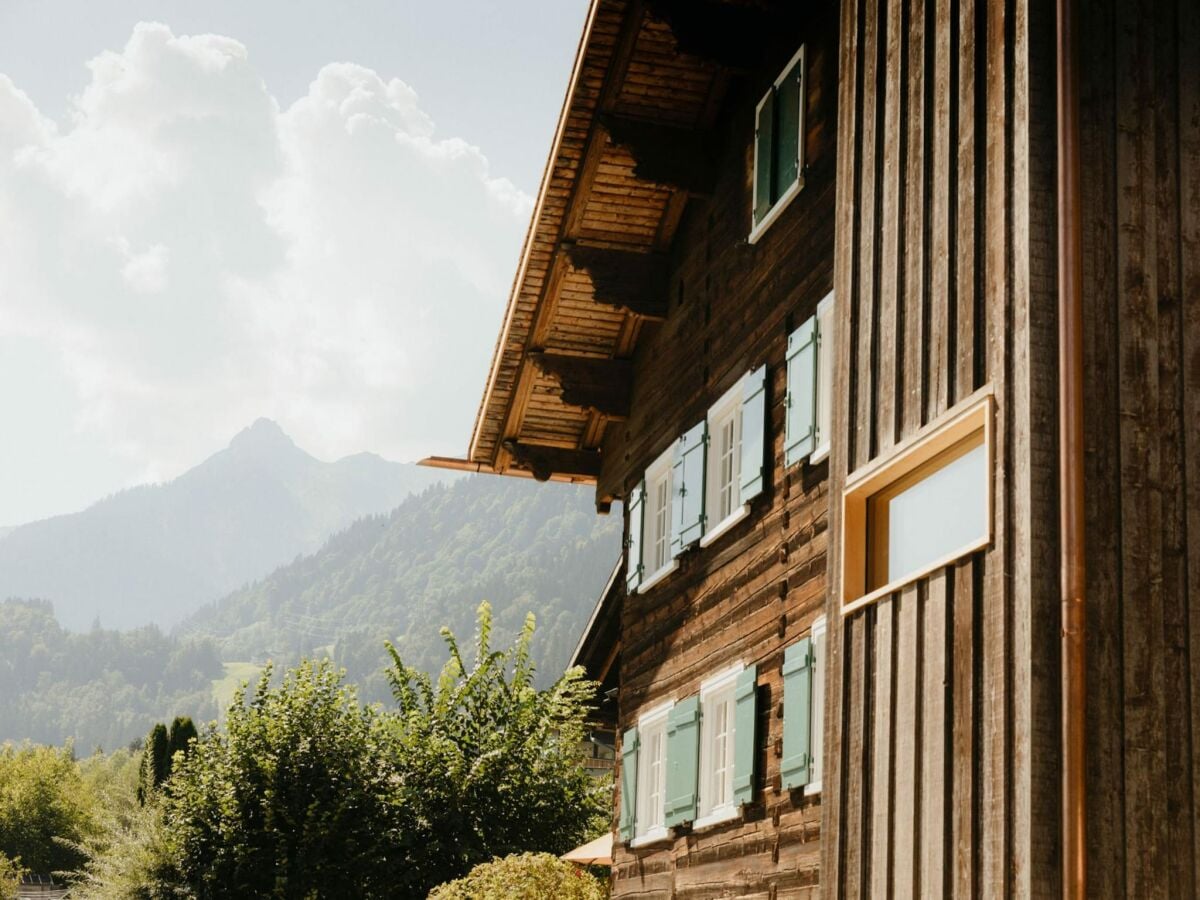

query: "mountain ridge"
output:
0 421 457 631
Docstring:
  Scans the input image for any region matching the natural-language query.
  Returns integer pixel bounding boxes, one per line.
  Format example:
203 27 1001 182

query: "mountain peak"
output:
228 418 297 455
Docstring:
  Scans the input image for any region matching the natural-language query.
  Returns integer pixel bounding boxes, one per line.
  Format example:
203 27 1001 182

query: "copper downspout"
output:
1056 0 1086 895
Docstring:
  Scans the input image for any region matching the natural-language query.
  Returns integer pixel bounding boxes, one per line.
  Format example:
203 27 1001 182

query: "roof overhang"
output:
421 0 743 494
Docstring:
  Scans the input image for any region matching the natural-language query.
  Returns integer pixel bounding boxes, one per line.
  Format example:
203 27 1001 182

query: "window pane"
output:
754 91 775 223
774 62 802 198
872 436 987 585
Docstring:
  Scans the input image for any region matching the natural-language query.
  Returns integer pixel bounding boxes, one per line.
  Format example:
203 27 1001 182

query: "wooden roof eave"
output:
466 0 606 474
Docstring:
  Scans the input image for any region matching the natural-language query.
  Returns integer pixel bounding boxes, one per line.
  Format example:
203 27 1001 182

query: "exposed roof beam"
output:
565 243 670 320
600 113 718 195
418 455 595 485
500 440 603 483
646 0 795 71
529 352 633 420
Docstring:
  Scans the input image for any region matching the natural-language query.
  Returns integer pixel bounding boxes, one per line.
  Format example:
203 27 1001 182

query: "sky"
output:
0 0 589 527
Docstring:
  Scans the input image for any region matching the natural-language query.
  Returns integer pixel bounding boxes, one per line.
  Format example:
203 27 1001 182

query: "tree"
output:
428 852 606 900
136 725 169 805
165 719 197 766
0 743 99 874
0 853 24 900
385 602 606 895
162 662 409 898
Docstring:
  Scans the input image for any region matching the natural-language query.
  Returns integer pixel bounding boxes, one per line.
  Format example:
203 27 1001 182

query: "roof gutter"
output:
1056 0 1086 894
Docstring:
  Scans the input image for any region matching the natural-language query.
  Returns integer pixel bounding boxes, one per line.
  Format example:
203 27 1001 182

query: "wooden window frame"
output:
632 699 673 846
640 445 678 593
748 44 807 245
841 388 994 615
810 291 835 464
701 376 749 547
804 615 827 796
694 662 744 831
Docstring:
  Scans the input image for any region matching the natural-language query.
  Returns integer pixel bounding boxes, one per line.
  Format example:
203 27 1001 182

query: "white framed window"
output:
701 378 748 547
749 45 807 244
811 292 835 463
805 616 827 796
632 700 673 846
695 663 743 829
843 390 993 614
640 445 677 592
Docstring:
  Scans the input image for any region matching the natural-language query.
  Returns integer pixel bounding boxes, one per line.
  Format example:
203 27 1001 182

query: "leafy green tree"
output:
162 662 408 899
0 852 24 900
69 800 182 900
0 743 99 874
385 602 606 895
428 852 606 900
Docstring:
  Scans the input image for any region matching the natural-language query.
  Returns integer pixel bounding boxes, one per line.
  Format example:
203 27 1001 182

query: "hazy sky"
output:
0 0 589 526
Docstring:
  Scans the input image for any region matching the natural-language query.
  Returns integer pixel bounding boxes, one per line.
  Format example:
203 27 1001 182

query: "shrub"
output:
427 852 606 900
0 853 24 900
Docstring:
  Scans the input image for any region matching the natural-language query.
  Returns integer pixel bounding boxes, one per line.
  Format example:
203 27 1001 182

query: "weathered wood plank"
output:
919 571 948 898
868 598 895 899
950 559 976 900
875 0 904 453
853 0 883 470
890 584 919 899
1115 1 1168 895
1178 0 1200 894
979 0 1008 892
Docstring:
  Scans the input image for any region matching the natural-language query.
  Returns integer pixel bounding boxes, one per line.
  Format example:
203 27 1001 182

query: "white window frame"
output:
749 44 808 245
694 662 744 831
639 445 678 593
805 616 827 796
810 291 835 464
700 376 751 547
631 699 673 847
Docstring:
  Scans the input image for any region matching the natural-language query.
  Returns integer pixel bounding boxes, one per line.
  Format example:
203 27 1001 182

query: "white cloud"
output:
0 23 530 478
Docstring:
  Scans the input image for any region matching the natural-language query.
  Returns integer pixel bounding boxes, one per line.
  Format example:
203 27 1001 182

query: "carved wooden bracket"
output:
564 243 669 320
600 113 718 195
501 439 602 483
528 351 633 420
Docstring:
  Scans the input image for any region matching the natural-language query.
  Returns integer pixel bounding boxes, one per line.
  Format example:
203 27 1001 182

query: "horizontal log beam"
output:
501 440 602 483
600 114 717 194
529 352 633 419
565 243 669 320
646 0 805 70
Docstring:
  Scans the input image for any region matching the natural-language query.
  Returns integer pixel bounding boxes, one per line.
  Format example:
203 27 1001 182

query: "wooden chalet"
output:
424 0 1200 896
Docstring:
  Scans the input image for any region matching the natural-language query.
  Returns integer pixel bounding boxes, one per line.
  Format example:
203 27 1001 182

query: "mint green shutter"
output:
739 366 767 503
785 317 818 466
754 90 775 225
625 480 645 593
619 726 639 841
732 665 758 806
775 56 803 195
781 637 813 789
664 696 700 827
671 421 707 556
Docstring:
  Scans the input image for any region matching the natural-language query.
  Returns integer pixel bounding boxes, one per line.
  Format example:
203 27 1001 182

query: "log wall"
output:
820 0 1061 896
601 6 840 897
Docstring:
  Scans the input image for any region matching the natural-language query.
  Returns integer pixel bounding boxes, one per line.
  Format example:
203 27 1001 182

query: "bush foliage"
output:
428 852 607 900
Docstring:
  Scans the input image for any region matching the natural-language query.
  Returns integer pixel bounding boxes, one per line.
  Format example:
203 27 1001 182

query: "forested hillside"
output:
0 600 221 750
0 420 454 630
184 476 622 698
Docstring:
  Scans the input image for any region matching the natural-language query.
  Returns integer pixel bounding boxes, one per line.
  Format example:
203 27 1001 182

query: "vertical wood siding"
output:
1081 1 1200 896
821 0 1060 896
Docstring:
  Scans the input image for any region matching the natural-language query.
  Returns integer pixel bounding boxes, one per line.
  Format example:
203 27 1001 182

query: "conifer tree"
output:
137 723 170 804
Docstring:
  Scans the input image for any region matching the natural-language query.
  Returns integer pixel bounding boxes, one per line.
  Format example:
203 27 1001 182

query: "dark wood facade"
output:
1081 1 1200 896
430 0 1200 895
821 0 1063 894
